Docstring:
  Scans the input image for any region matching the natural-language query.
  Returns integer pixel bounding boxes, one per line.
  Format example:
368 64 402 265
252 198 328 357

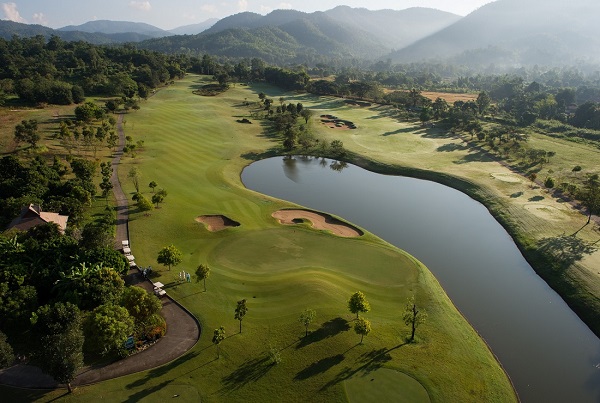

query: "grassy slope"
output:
0 76 516 402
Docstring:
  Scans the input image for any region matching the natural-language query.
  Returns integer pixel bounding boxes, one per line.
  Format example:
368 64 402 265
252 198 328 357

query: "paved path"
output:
0 113 201 390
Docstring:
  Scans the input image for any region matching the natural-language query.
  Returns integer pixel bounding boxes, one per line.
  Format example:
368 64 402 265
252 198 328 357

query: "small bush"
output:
572 165 582 172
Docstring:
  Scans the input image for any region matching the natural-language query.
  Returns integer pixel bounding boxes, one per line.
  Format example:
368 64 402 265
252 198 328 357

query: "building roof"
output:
7 204 68 233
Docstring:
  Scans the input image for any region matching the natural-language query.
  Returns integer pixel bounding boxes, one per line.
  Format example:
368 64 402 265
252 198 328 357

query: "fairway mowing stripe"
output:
218 199 261 220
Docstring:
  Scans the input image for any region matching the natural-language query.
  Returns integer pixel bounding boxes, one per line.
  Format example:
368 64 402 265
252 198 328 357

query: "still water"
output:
242 156 600 403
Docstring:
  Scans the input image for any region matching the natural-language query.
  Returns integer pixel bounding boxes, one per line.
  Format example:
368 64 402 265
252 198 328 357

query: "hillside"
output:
0 19 154 43
323 6 461 50
389 0 600 67
140 7 458 63
168 18 219 35
58 20 169 38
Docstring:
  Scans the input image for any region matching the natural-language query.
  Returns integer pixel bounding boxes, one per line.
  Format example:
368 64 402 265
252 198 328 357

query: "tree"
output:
403 297 427 342
195 264 210 291
354 317 371 344
148 181 158 192
151 192 164 208
234 299 248 333
300 108 313 124
128 167 140 193
298 309 316 337
348 291 370 319
84 304 134 356
580 174 600 224
0 331 14 369
212 326 225 358
120 286 163 339
157 245 182 271
476 91 492 115
137 193 153 212
14 119 40 147
31 302 84 393
528 172 537 188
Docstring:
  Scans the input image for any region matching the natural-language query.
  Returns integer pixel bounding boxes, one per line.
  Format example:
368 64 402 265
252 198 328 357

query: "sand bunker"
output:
196 215 240 231
272 209 363 238
523 204 565 221
320 114 357 130
491 173 523 183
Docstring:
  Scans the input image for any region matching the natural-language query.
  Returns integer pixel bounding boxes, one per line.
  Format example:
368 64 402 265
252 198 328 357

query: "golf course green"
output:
7 75 516 402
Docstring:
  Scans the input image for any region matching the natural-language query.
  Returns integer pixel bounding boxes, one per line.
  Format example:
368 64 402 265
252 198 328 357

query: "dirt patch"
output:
196 215 240 231
272 209 363 238
320 114 357 130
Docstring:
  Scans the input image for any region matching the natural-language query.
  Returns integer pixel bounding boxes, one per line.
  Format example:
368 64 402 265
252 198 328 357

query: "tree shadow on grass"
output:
538 235 598 268
529 195 545 202
437 143 468 152
125 380 172 403
125 351 199 390
319 344 405 391
220 356 273 391
296 317 350 349
382 127 416 136
294 354 345 380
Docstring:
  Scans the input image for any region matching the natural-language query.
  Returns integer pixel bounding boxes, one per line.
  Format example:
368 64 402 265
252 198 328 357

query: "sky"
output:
1 1 494 30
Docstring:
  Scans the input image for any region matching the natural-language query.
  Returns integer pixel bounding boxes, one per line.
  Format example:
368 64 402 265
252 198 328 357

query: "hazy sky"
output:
2 1 493 30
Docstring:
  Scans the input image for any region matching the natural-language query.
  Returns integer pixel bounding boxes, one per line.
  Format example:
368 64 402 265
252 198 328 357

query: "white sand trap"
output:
523 204 565 221
491 173 523 183
272 209 363 238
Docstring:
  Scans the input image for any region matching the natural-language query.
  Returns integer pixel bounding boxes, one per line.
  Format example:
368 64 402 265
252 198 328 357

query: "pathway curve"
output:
0 113 201 390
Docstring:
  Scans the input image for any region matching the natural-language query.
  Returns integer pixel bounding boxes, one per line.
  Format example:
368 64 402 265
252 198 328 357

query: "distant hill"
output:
169 19 219 35
58 20 168 38
323 6 460 50
0 19 153 43
389 0 600 67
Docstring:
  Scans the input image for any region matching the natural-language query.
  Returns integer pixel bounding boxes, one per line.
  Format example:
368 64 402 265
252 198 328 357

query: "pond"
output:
241 156 600 403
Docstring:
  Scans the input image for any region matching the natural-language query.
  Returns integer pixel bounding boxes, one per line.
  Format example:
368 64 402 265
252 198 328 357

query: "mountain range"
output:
1 0 599 68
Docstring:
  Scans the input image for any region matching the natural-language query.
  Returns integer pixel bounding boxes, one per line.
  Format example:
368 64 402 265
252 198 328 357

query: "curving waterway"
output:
242 156 600 403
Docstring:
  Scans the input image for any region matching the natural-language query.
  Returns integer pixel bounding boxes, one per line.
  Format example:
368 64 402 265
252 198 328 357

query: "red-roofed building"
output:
7 204 68 234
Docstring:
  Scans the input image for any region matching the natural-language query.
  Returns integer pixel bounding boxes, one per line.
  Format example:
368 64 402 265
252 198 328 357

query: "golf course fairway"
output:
13 75 516 402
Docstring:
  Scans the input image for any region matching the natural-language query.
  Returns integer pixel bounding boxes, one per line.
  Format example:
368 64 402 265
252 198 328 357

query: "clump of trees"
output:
1 35 185 106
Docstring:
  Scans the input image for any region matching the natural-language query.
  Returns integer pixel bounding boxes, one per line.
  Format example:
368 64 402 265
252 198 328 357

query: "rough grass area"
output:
2 76 516 402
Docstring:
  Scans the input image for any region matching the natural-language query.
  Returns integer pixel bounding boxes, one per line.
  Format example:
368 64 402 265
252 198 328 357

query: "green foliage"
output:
544 177 555 189
31 302 84 391
84 304 134 356
14 119 40 147
136 193 153 212
235 299 248 333
120 286 163 339
403 297 427 342
156 244 182 271
75 102 104 122
354 317 371 344
0 331 14 368
54 265 125 311
348 291 370 318
148 181 158 192
298 308 316 337
195 264 210 291
151 192 164 208
212 326 225 358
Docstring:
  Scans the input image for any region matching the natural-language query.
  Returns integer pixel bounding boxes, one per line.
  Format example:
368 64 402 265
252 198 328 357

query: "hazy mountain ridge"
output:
390 0 600 67
168 19 219 35
58 20 169 37
0 19 155 43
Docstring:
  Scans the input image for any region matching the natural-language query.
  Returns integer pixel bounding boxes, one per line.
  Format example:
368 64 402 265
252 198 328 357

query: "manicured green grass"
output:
3 76 516 402
344 368 430 403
